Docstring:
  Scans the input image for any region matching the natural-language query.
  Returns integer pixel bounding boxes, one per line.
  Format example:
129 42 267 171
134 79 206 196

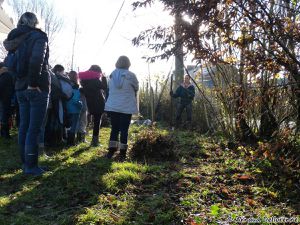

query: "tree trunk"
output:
235 33 257 143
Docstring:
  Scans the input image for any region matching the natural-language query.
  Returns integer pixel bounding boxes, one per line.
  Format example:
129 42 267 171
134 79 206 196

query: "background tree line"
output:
133 0 300 143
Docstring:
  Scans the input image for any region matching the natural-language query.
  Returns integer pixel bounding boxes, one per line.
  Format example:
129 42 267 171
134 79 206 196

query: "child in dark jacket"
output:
66 71 82 145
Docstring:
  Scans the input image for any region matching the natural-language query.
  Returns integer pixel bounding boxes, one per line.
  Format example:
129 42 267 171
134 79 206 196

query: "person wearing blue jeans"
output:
17 90 49 172
105 56 139 160
4 12 50 175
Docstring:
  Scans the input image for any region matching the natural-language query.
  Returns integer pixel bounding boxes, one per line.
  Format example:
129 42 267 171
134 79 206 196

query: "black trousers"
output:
109 112 132 144
92 113 103 137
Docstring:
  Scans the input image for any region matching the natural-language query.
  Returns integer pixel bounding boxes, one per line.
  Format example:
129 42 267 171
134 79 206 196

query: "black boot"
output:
106 147 117 159
106 141 119 159
118 143 128 161
67 132 76 146
77 132 86 143
24 146 44 175
91 136 99 147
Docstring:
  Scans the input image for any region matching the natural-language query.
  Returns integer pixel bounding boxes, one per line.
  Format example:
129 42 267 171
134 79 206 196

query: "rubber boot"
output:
77 132 86 143
118 143 128 162
106 141 119 159
24 145 44 175
67 132 76 146
91 136 99 147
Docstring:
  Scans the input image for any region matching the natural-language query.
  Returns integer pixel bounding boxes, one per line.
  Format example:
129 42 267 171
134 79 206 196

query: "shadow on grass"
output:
0 143 113 225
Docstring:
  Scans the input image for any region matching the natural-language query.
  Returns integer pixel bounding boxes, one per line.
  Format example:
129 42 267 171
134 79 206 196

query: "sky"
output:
3 0 175 78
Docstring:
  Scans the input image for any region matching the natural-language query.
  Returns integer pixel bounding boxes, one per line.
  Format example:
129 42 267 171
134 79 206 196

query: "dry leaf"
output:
246 198 256 207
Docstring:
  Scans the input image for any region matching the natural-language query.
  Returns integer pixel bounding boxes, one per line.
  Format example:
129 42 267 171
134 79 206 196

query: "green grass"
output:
0 126 299 224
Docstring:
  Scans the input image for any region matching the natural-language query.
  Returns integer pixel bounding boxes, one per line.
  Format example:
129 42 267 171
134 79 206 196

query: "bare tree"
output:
8 0 63 45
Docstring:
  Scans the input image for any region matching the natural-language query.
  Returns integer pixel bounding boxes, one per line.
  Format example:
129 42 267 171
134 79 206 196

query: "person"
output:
79 65 107 147
170 74 195 125
105 56 139 160
3 12 50 175
0 62 14 139
45 64 67 147
77 87 88 143
66 71 82 145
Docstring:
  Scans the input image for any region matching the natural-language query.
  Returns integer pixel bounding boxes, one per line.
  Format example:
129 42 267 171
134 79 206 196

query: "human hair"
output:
115 55 131 70
17 12 39 28
52 64 64 74
68 70 78 84
184 74 190 79
89 65 102 73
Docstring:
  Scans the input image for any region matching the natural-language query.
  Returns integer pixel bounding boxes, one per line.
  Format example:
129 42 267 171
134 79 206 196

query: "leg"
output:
68 113 80 145
175 103 185 126
186 103 192 122
24 90 49 175
106 112 121 159
1 99 12 139
38 108 49 150
118 113 132 160
77 109 87 142
16 90 30 165
91 113 102 146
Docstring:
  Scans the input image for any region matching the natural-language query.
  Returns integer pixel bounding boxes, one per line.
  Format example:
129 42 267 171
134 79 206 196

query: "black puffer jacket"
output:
3 25 50 92
79 70 107 115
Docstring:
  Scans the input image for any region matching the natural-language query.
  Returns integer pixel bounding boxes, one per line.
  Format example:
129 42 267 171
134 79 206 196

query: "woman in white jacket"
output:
105 56 139 160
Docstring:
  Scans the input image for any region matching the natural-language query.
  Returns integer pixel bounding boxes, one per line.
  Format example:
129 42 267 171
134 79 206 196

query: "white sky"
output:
43 0 174 78
2 0 175 78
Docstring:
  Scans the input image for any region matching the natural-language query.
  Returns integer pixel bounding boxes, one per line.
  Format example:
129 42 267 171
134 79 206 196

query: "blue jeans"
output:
68 113 80 133
17 89 49 169
109 112 132 144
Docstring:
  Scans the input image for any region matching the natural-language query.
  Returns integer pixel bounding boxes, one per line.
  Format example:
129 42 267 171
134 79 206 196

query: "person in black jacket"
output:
4 12 50 175
0 62 14 139
79 65 107 146
170 75 195 125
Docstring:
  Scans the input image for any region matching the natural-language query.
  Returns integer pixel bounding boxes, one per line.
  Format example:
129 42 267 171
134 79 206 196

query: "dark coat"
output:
172 84 195 105
3 25 50 92
0 67 14 104
79 71 107 115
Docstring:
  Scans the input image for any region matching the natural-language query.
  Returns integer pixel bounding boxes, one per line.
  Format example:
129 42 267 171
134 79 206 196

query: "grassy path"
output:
0 126 299 224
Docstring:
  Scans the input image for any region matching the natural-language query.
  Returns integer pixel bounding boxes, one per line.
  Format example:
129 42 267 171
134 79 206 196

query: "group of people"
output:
0 12 139 175
0 12 195 176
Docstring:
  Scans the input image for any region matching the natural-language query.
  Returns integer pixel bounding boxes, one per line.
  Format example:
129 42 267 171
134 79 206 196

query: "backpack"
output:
4 32 34 79
56 74 73 101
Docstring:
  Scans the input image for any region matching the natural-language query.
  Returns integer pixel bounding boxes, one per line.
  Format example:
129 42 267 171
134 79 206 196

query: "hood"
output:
3 25 33 51
79 70 102 80
110 69 128 89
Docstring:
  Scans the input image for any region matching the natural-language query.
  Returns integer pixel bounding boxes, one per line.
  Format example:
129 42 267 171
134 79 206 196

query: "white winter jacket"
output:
105 68 139 114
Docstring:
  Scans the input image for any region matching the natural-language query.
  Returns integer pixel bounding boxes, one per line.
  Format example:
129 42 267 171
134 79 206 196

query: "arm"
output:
101 76 108 91
189 86 195 99
28 36 48 88
130 73 139 92
172 86 181 98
